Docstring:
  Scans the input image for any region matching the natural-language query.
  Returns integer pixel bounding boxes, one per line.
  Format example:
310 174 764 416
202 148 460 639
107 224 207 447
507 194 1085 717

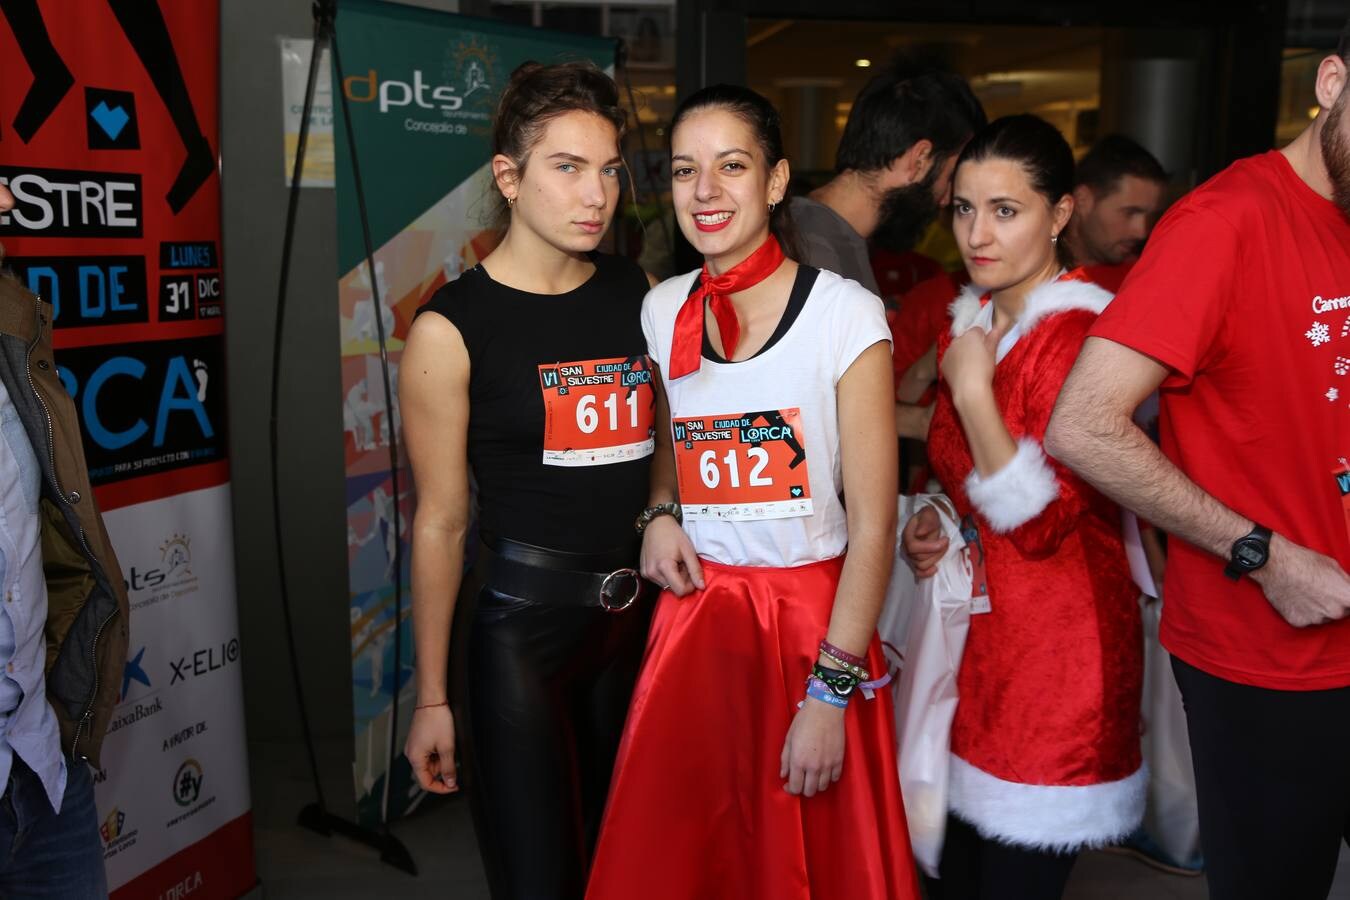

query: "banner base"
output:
297 802 417 876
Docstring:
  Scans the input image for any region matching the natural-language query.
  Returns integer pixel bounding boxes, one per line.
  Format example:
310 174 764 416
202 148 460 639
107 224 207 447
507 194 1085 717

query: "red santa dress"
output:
926 271 1145 852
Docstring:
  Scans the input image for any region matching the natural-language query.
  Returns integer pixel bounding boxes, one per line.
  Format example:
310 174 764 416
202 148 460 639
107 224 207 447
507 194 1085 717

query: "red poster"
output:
0 0 229 513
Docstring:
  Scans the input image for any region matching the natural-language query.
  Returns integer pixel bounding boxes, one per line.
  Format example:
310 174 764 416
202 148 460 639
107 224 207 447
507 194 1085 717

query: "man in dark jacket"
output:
0 177 130 896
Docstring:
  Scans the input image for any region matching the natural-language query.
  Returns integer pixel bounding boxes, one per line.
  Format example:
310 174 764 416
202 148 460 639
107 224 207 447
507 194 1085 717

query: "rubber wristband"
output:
819 638 866 668
805 677 849 709
818 649 869 682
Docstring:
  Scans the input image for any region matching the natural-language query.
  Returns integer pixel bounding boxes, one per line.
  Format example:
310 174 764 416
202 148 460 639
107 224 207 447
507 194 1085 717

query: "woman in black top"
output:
402 62 655 900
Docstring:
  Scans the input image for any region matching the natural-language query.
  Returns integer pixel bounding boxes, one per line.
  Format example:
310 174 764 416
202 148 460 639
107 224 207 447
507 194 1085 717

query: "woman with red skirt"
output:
585 84 921 900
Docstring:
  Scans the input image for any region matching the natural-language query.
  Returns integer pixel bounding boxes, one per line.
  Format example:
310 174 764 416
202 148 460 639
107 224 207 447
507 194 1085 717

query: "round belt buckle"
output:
599 568 641 613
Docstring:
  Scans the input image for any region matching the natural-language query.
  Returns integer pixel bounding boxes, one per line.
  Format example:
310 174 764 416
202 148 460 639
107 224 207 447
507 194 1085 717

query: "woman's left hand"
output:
941 326 999 400
780 695 846 797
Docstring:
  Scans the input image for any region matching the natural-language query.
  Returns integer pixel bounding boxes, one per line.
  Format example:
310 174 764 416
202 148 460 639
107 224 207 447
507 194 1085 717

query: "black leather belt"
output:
478 535 646 612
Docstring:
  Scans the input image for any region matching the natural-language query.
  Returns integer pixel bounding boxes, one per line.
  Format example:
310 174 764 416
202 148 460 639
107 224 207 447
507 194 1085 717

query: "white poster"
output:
95 484 253 895
281 37 335 187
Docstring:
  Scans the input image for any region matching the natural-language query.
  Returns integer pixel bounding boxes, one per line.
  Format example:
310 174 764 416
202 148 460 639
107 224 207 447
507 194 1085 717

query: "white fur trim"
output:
949 276 1113 338
948 284 984 337
965 438 1059 532
948 754 1148 853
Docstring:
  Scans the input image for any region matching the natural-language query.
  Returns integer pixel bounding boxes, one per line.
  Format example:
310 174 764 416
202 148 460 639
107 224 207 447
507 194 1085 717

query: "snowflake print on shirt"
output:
1337 357 1350 376
1307 321 1331 346
1330 387 1342 402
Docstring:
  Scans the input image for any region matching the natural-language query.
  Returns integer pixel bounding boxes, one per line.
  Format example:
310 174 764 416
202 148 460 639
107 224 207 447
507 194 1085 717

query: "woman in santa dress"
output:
585 84 921 900
902 115 1144 900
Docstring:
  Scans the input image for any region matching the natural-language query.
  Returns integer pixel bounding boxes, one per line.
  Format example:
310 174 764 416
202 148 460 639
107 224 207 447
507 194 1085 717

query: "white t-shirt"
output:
643 266 890 567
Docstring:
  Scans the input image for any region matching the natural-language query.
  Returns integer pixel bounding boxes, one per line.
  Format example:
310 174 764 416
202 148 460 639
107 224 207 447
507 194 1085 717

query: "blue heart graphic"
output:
91 101 130 140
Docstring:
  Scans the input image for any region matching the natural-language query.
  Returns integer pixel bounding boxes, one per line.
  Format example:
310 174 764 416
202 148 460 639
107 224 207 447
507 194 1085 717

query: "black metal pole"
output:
269 0 416 876
329 4 410 847
270 0 333 820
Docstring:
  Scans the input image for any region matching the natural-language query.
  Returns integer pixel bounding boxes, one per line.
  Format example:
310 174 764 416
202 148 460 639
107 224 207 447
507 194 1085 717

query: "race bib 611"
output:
672 408 812 521
538 357 655 467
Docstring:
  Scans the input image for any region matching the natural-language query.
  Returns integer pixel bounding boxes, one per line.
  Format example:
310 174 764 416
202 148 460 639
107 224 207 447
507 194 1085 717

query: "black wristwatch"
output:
1223 523 1272 581
635 502 682 535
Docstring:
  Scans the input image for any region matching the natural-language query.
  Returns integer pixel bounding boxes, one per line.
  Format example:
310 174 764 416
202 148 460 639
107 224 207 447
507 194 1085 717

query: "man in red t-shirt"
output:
1064 134 1168 290
1047 28 1350 900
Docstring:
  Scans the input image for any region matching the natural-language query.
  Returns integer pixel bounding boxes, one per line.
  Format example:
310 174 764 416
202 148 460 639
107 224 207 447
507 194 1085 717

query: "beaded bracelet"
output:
819 638 866 669
811 663 862 698
804 676 849 709
818 648 869 682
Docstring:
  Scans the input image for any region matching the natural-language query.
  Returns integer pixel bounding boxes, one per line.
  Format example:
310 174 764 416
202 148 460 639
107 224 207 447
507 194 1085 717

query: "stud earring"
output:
1050 233 1059 244
507 196 516 208
768 200 778 213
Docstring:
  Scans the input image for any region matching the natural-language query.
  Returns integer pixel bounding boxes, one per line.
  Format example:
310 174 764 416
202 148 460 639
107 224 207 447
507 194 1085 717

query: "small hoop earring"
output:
768 200 778 213
1050 233 1059 244
507 196 516 208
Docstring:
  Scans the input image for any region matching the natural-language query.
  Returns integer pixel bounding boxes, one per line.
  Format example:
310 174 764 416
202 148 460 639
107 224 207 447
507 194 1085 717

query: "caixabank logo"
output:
108 644 165 736
54 336 226 487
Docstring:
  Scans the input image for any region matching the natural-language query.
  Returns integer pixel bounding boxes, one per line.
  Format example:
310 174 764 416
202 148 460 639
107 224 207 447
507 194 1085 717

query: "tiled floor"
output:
250 738 1350 898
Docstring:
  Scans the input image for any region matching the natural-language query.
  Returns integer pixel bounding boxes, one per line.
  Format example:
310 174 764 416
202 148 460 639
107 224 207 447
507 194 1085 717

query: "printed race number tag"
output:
960 514 992 615
672 408 812 521
538 357 655 467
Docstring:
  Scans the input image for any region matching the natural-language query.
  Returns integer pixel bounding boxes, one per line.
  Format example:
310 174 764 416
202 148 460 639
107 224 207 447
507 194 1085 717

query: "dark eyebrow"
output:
546 152 590 163
670 148 753 164
987 197 1024 206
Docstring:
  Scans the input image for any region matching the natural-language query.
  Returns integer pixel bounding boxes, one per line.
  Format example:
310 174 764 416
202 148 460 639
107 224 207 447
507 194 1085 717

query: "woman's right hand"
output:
405 703 458 794
902 504 949 577
640 515 704 596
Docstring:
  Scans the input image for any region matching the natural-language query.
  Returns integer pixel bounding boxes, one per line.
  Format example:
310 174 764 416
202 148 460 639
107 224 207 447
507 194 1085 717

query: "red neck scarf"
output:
668 236 785 380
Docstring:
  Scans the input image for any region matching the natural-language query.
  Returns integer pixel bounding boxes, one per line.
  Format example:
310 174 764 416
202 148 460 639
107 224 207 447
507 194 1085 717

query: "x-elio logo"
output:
170 639 239 685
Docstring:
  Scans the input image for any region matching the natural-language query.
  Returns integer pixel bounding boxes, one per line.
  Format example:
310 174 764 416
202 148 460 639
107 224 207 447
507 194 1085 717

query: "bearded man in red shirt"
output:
1047 23 1350 900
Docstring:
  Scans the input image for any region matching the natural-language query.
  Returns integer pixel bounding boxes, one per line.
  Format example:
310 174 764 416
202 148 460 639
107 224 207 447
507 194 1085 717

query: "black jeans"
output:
926 814 1078 900
452 572 652 900
1172 656 1350 900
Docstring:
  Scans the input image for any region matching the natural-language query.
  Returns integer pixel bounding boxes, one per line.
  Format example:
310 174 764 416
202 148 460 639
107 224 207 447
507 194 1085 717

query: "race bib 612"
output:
672 408 812 521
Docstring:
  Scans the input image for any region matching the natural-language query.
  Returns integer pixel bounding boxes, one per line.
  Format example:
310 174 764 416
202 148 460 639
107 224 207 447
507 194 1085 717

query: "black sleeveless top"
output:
417 253 653 553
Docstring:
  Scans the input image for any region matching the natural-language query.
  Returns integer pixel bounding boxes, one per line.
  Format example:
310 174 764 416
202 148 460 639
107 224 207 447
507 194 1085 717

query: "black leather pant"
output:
451 545 653 900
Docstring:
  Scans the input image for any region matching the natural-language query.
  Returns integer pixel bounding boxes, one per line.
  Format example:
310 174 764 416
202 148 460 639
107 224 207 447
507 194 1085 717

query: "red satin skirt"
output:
586 556 921 900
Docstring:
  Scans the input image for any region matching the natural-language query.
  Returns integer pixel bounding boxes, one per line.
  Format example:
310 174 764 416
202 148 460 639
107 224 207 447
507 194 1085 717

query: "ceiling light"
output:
855 58 871 68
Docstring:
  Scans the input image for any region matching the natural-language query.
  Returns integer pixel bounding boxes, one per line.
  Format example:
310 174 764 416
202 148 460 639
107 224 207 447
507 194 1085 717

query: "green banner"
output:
333 0 615 826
